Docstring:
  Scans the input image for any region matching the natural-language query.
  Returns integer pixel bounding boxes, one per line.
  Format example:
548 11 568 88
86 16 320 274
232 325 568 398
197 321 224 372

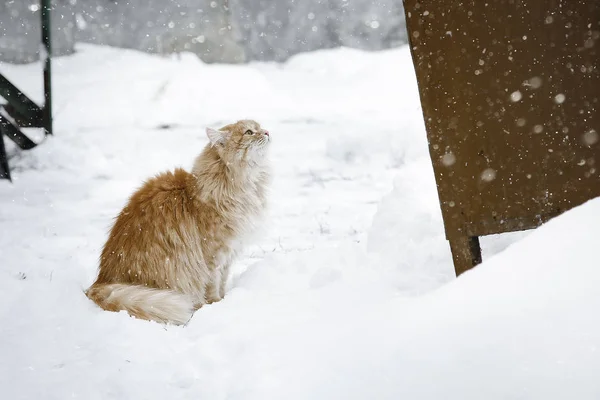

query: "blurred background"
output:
0 0 408 64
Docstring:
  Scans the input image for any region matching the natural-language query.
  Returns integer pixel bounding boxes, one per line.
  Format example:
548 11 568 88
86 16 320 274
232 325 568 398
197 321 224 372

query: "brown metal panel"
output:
404 0 600 274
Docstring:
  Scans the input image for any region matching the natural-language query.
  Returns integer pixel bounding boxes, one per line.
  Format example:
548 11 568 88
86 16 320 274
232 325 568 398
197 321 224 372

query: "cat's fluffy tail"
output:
86 283 195 325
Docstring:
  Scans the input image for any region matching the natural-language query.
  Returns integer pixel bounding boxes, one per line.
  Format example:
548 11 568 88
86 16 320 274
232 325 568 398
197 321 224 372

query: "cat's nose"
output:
264 131 269 136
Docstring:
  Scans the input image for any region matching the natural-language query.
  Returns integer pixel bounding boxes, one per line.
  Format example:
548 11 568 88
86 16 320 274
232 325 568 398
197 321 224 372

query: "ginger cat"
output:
86 120 270 325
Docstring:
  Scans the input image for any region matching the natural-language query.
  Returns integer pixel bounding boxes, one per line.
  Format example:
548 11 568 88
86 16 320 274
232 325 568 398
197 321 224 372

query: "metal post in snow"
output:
41 0 53 136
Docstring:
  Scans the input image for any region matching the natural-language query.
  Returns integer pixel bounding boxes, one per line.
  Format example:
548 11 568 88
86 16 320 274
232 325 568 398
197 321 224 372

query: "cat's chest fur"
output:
193 164 269 266
214 176 265 235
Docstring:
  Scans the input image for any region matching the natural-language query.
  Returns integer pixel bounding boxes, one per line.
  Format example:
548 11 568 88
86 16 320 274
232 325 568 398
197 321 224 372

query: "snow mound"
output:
249 197 600 400
3 195 600 399
367 157 454 293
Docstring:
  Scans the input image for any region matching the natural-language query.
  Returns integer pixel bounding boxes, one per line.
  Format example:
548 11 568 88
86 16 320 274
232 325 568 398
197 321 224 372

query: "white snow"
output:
1 44 599 399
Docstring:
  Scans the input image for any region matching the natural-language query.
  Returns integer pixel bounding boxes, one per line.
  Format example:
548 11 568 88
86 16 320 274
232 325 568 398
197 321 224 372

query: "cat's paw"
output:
205 295 223 305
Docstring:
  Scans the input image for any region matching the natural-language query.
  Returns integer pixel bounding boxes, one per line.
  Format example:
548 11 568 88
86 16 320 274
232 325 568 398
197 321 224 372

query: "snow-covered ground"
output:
1 44 598 399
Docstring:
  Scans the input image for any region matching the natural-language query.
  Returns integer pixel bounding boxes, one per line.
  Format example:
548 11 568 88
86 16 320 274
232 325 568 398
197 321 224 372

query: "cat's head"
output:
206 119 270 164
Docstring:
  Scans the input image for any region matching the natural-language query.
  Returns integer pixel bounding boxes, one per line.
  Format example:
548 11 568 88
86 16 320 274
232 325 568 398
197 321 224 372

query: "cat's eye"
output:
245 130 254 135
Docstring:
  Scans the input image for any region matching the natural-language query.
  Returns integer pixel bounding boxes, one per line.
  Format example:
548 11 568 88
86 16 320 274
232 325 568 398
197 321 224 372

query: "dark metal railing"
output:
0 0 53 181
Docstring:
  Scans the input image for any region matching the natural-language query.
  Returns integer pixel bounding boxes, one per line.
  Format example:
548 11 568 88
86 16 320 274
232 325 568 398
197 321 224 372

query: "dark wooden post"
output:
403 0 600 276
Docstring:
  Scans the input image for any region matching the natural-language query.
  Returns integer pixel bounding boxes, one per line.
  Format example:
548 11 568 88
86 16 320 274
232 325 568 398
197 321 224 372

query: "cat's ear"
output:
206 128 228 146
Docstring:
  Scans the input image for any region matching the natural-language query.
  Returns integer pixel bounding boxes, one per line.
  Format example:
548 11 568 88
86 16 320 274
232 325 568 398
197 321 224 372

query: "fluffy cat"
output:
86 120 270 325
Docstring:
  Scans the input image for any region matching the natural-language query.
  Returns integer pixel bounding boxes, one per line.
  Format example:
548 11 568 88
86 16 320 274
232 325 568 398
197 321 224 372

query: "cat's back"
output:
130 167 193 206
114 167 199 232
98 168 200 280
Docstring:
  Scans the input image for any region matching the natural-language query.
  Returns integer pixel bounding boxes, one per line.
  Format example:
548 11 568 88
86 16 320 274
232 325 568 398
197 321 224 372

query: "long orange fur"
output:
86 120 270 324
